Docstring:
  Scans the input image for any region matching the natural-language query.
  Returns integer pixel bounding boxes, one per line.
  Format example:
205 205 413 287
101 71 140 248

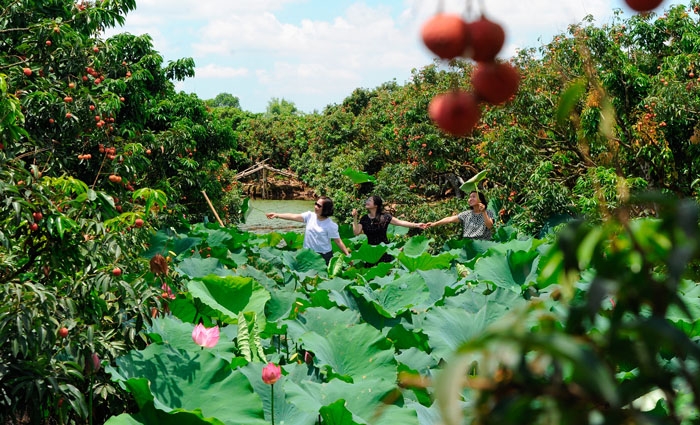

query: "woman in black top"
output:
352 196 425 262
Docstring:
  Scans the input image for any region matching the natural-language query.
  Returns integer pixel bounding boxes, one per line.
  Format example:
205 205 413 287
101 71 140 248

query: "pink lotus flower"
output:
192 323 220 348
262 362 282 385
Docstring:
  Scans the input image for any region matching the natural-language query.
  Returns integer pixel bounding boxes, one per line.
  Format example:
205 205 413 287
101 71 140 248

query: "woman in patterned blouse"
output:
427 191 494 240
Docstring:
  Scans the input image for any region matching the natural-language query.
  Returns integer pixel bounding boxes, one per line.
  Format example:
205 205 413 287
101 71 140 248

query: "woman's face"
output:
365 198 376 209
468 192 479 207
314 199 324 213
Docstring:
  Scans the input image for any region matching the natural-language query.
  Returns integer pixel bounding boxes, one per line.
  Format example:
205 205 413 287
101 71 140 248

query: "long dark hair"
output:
319 196 334 217
470 191 487 210
369 195 389 225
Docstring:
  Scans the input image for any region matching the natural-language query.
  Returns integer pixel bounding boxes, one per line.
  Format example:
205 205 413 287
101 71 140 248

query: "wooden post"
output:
201 190 225 227
262 167 266 199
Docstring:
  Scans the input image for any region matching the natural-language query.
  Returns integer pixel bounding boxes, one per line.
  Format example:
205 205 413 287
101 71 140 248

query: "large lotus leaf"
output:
444 286 525 315
444 238 497 261
144 229 201 258
266 289 299 322
395 347 438 374
398 251 456 272
110 344 267 424
198 227 233 250
342 168 376 184
471 253 521 292
236 265 280 291
317 277 359 310
280 248 327 280
285 378 417 424
319 399 363 425
298 323 396 383
351 273 430 318
169 296 199 323
104 403 223 425
177 257 232 279
257 232 285 248
406 400 442 425
402 236 432 257
145 316 238 360
388 223 409 236
318 276 353 292
413 305 491 362
225 248 249 267
349 242 388 265
104 377 224 425
238 362 318 425
670 281 700 337
386 319 431 351
459 169 487 193
282 231 305 249
188 275 270 324
416 269 460 307
285 306 361 342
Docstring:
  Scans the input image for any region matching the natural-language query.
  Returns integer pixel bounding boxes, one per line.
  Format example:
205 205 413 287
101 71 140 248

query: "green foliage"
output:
98 193 700 425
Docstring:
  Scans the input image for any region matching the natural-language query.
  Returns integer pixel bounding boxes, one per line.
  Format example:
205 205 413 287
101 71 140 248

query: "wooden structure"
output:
234 159 298 199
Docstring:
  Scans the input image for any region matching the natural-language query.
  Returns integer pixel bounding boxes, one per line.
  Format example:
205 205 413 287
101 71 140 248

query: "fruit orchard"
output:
2 0 700 424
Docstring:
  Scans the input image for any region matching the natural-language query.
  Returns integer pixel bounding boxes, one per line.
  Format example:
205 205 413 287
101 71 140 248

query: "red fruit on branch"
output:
471 61 520 105
30 223 39 232
112 267 122 277
58 327 69 338
624 0 664 12
23 68 32 76
428 91 481 137
466 16 505 62
45 40 52 46
134 218 144 228
421 13 471 60
33 212 43 222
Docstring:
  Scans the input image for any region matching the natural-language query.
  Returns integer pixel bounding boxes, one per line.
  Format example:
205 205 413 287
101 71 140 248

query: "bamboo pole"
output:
201 190 225 227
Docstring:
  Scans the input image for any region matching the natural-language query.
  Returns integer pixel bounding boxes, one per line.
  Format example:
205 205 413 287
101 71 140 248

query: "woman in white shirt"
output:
266 196 350 264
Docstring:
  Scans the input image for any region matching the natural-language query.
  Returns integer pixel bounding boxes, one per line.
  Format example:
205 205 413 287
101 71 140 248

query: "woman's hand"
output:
266 212 277 219
351 209 358 218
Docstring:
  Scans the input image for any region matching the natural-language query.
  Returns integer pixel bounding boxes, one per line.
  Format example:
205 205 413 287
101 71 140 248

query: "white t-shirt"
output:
301 211 340 254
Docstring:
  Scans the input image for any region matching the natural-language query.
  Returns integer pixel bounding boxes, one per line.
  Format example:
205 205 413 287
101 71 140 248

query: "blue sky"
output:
104 0 688 113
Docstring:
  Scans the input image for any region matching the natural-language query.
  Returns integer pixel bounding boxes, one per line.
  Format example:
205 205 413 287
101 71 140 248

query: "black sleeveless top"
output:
359 213 392 245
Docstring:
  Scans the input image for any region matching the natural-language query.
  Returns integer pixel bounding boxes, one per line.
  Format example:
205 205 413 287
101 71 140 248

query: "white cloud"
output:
108 0 687 112
195 64 249 79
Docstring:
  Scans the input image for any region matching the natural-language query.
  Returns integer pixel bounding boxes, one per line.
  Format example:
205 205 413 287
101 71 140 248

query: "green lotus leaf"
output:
350 242 388 264
398 251 456 272
188 275 270 324
319 399 363 425
342 168 376 184
177 257 231 279
285 306 361 342
459 169 488 193
298 323 396 383
413 305 491 362
351 273 430 318
285 378 417 424
109 344 267 424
